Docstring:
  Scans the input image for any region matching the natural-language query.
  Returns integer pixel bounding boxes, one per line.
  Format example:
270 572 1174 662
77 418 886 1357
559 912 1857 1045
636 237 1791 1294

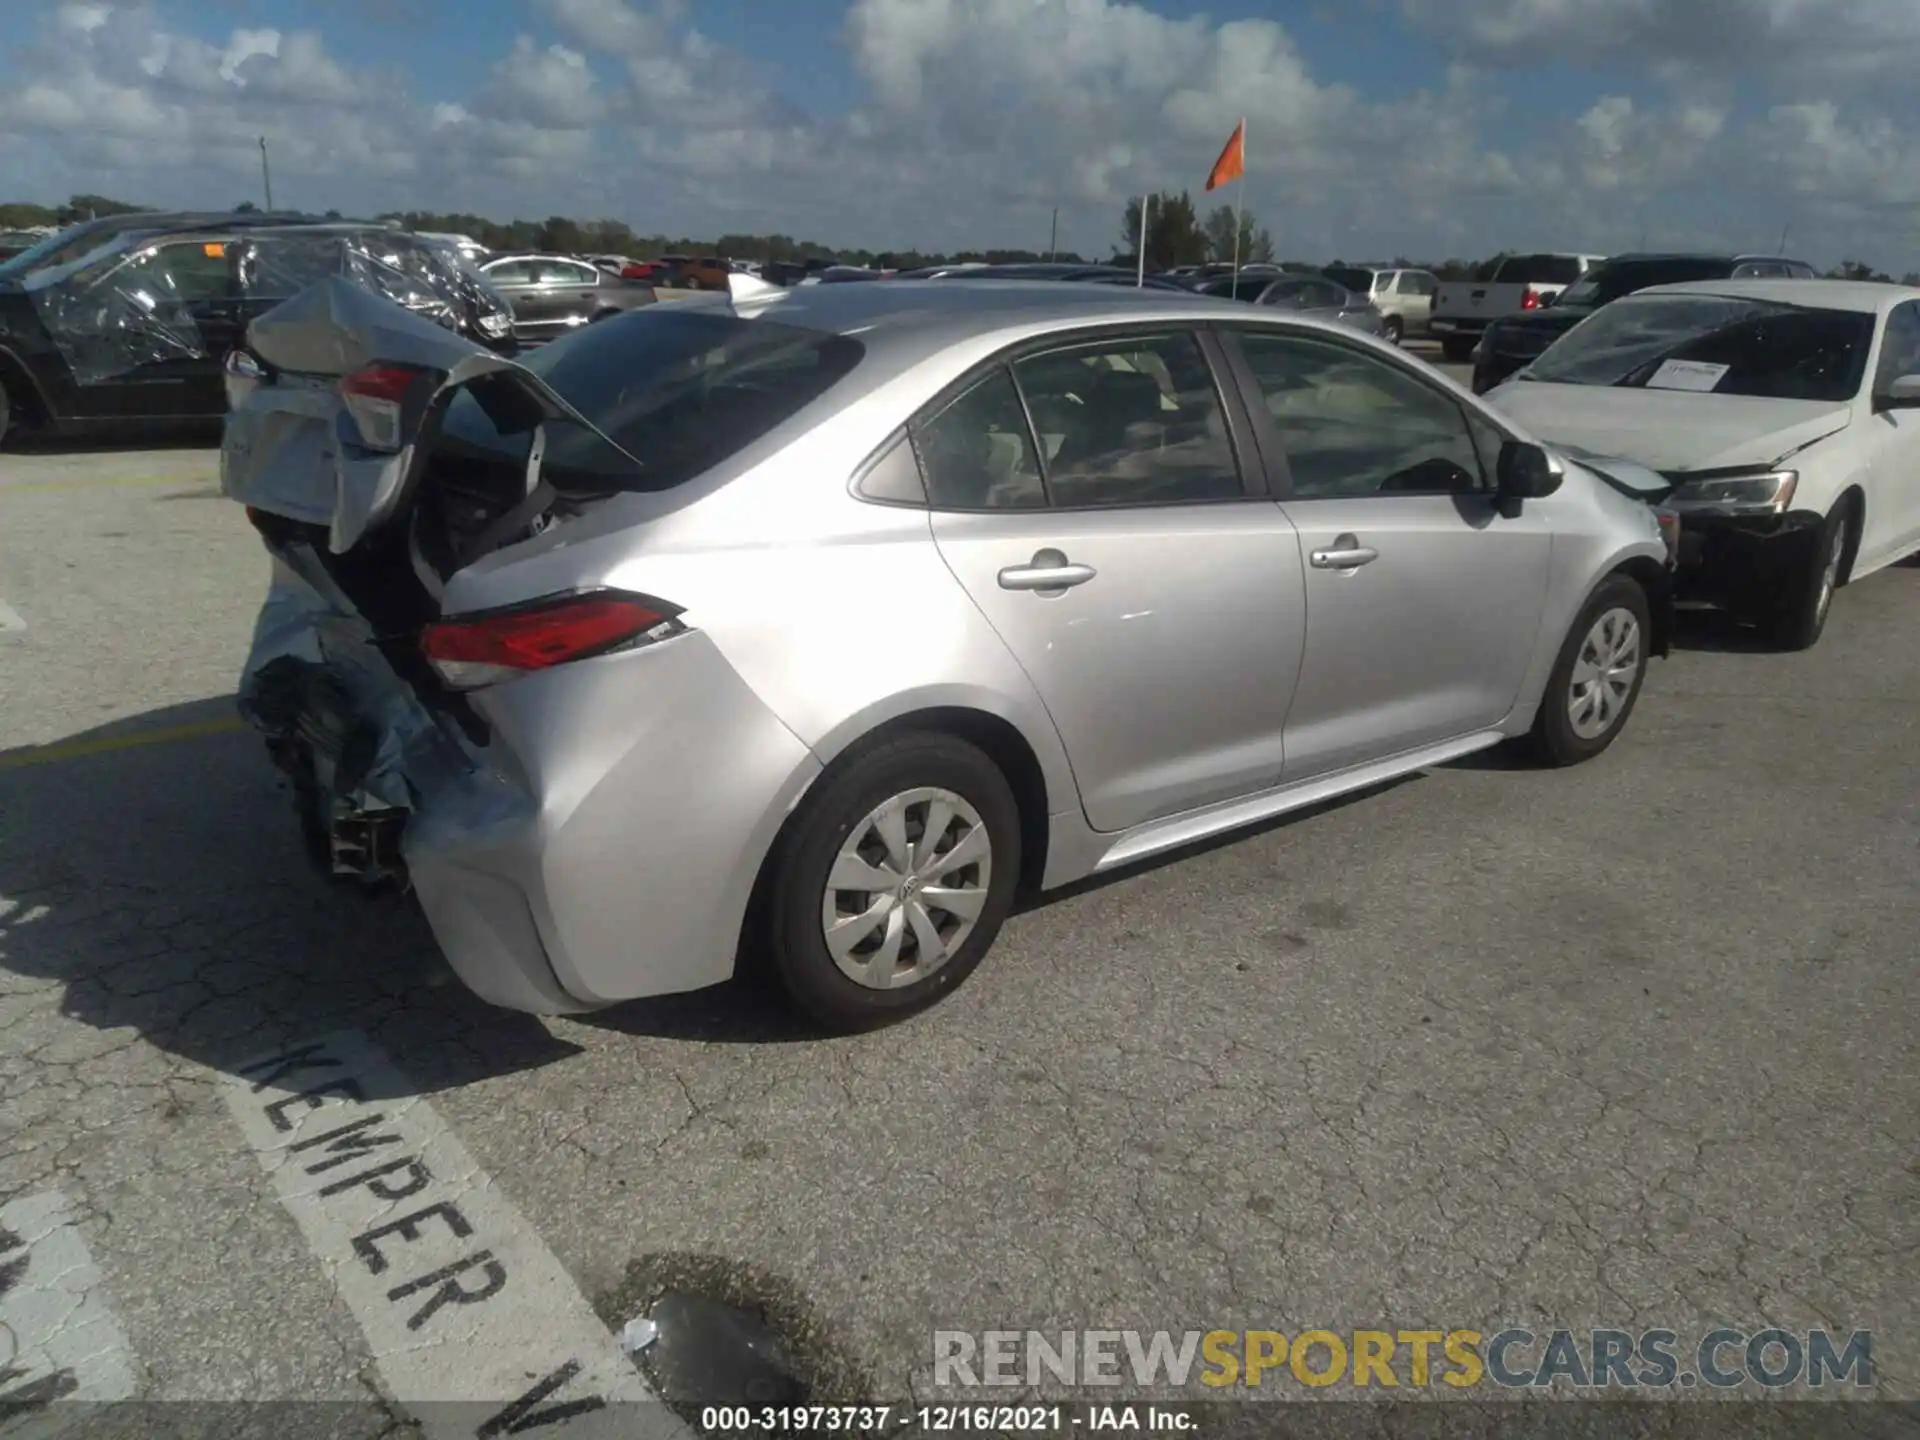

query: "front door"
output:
921 329 1307 834
68 238 242 422
1225 326 1553 781
1863 299 1920 568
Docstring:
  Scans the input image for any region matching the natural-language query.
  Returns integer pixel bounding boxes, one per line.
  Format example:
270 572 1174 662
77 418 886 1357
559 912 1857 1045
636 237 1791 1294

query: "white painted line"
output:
0 1190 140 1428
222 1030 685 1440
0 598 23 632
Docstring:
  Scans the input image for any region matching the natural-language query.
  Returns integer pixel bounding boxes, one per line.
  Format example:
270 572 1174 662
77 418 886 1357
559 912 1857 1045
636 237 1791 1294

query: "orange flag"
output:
1205 120 1245 191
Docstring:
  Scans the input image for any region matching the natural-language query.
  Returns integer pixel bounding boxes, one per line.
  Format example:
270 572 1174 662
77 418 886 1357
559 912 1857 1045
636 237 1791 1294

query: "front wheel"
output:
1382 315 1404 345
1529 575 1652 766
763 732 1021 1032
1760 501 1852 651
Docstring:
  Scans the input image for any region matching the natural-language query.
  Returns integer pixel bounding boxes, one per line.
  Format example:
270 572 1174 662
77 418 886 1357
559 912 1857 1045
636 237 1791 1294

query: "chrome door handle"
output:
1309 533 1379 570
998 548 1096 592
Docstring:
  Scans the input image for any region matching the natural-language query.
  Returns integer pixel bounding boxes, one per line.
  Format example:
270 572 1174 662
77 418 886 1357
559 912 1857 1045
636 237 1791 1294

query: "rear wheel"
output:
764 732 1021 1032
1760 500 1852 652
1529 575 1652 766
0 378 13 447
1441 337 1476 363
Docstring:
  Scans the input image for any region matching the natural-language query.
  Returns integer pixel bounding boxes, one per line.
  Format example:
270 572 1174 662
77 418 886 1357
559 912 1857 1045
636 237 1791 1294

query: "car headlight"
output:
1661 469 1798 517
477 312 511 338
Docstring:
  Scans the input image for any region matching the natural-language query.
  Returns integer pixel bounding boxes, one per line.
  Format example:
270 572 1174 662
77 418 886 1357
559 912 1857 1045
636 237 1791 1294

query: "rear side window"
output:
1493 254 1583 286
437 310 865 493
913 370 1047 510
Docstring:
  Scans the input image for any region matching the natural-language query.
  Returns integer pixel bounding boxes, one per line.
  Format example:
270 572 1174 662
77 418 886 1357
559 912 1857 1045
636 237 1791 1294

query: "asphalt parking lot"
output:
3 351 1917 1431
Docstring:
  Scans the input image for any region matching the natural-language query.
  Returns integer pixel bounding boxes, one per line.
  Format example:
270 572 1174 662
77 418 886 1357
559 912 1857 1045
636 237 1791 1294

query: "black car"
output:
1469 252 1817 394
0 213 515 444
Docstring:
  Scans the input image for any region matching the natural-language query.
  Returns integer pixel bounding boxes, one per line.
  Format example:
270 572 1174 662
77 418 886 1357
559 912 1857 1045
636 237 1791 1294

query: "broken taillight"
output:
340 363 429 453
419 590 684 690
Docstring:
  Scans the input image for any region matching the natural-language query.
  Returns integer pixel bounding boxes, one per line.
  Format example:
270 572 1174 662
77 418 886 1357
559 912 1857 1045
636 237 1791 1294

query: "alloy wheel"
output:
1567 606 1642 741
820 787 993 990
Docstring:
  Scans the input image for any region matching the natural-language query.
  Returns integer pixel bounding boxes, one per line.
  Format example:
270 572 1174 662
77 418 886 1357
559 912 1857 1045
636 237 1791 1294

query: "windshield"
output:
1322 267 1373 294
437 309 865 493
1523 293 1874 400
1554 258 1734 309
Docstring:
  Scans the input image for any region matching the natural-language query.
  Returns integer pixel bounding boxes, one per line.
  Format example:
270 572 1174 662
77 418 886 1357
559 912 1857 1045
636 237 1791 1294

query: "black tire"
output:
1528 574 1653 767
1382 315 1405 345
1441 337 1477 363
764 732 1021 1032
588 308 617 323
1760 500 1853 652
0 378 13 448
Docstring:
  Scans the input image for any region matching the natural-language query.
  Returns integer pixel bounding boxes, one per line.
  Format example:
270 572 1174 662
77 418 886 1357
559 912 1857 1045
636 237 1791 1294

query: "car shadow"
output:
0 697 589 1097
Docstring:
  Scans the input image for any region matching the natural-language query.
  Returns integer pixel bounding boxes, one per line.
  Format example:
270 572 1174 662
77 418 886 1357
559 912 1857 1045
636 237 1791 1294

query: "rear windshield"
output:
1322 267 1374 294
1492 254 1584 285
1522 294 1873 401
437 308 865 492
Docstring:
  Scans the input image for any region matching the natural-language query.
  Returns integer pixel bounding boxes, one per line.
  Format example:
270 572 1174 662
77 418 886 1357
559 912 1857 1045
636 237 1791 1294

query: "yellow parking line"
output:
0 715 248 772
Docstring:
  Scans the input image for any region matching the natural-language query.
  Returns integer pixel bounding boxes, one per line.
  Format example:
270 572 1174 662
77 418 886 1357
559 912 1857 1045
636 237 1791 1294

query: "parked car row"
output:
0 211 515 445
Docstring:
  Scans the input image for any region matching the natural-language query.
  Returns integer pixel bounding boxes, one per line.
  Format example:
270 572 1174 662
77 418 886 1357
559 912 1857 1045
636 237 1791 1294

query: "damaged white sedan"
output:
226 274 1671 1030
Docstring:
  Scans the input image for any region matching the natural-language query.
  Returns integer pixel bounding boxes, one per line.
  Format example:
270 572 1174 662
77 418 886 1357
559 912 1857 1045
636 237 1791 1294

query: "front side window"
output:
1236 330 1488 498
1873 301 1920 394
1522 294 1874 401
119 242 232 304
1012 333 1241 507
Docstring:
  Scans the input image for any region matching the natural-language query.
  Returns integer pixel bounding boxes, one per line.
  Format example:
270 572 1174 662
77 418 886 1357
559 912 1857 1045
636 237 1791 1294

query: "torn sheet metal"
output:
237 549 528 851
25 239 211 386
221 277 485 553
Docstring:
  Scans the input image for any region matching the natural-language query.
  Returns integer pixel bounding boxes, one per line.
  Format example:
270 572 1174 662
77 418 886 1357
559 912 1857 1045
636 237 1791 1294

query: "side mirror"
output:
1877 373 1920 410
1496 440 1562 504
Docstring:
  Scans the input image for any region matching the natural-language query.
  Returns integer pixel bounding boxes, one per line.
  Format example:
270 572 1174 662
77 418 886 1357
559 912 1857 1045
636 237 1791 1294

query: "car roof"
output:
1594 251 1811 267
1635 277 1920 313
722 276 1357 370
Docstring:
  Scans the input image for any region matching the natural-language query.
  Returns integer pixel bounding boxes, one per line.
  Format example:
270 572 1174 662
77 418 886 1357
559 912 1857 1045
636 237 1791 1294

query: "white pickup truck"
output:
1429 252 1605 362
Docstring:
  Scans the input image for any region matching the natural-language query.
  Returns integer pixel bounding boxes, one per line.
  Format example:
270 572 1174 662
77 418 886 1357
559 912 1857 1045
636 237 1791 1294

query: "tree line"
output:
4 191 1916 286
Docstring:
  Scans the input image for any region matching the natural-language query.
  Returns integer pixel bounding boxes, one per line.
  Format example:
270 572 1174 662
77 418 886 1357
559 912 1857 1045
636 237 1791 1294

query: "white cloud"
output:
0 0 1915 268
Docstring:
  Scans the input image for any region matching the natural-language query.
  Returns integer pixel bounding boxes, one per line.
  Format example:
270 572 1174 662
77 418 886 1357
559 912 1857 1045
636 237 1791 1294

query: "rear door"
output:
922 327 1308 834
1221 324 1553 781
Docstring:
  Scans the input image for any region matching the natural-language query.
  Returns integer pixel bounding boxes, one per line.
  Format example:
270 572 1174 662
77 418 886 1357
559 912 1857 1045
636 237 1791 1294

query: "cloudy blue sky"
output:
1 0 1917 267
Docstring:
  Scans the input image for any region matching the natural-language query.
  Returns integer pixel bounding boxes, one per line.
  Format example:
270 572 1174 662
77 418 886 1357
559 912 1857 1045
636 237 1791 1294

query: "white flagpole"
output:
1136 194 1150 287
1230 117 1245 288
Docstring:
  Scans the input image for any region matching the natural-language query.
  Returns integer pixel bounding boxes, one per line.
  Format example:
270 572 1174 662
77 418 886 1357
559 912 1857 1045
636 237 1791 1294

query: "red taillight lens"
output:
419 592 682 690
340 363 429 452
1521 289 1541 310
620 263 651 280
341 364 421 404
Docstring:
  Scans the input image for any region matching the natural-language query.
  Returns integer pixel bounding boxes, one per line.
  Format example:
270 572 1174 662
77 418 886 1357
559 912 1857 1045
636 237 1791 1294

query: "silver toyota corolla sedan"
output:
223 275 1673 1031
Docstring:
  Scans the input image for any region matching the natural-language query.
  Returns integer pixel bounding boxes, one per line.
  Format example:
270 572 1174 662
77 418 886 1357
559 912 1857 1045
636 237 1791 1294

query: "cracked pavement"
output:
0 430 1916 1423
